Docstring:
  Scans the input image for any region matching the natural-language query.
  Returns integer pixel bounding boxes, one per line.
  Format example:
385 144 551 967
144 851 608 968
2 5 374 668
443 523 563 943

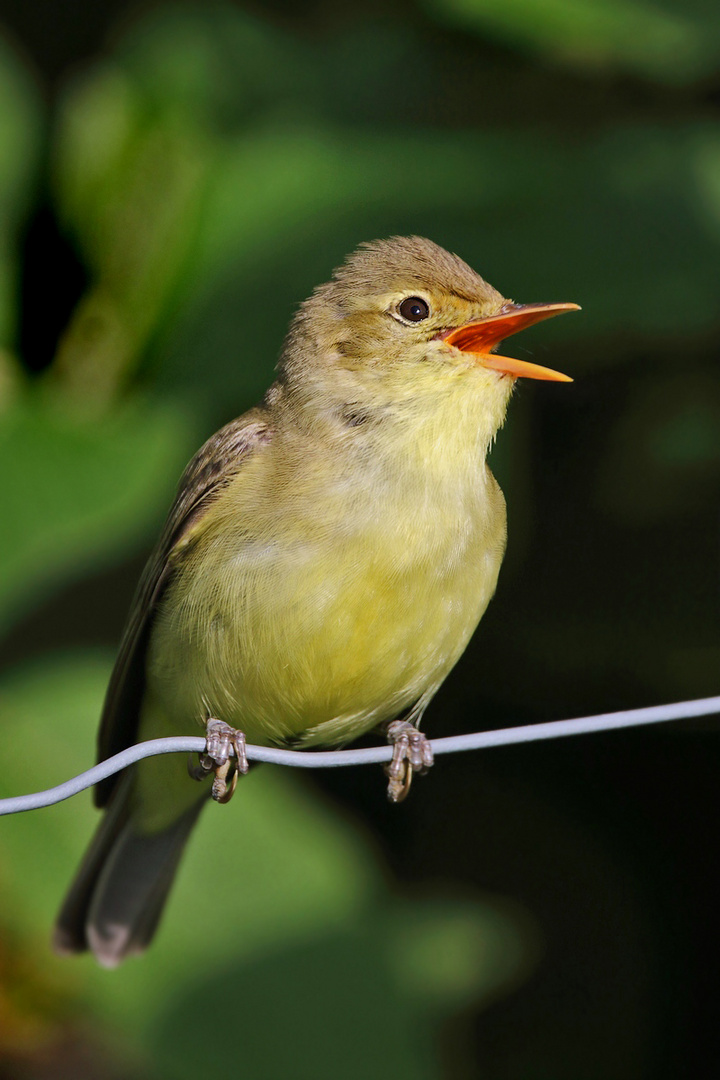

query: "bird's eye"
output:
398 297 430 322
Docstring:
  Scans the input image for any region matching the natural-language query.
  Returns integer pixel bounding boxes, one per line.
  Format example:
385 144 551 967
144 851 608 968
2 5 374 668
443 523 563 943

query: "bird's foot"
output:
187 718 249 803
384 720 434 803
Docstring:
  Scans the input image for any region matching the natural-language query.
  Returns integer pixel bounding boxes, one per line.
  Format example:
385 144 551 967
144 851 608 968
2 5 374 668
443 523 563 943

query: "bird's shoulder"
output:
94 405 272 804
165 409 273 551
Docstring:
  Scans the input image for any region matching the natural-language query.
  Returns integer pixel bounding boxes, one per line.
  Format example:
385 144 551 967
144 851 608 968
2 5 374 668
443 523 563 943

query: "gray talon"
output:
384 720 434 803
188 718 248 802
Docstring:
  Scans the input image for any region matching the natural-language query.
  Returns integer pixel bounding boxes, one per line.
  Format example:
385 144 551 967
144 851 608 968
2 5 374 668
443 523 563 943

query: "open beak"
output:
443 302 580 382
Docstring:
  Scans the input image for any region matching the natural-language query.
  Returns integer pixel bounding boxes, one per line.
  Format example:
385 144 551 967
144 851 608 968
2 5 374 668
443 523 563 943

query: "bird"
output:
53 236 578 967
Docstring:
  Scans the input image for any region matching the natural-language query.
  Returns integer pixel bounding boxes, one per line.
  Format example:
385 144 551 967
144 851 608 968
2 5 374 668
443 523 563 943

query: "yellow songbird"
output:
54 236 578 966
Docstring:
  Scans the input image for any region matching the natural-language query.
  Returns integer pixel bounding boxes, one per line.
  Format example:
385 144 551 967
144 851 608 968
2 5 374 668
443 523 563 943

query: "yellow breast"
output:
146 368 509 747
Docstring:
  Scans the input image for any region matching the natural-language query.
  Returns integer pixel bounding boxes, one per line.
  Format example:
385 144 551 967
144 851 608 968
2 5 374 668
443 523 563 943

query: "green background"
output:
0 1 719 1076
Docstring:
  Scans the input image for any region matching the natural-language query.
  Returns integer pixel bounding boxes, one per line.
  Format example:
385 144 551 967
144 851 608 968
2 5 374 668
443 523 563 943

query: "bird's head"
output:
279 237 578 425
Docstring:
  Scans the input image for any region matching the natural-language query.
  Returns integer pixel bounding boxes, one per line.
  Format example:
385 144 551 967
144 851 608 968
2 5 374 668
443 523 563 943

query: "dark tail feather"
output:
53 776 205 968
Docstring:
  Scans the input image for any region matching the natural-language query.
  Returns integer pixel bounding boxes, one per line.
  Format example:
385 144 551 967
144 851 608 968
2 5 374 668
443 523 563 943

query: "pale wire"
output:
1 694 719 817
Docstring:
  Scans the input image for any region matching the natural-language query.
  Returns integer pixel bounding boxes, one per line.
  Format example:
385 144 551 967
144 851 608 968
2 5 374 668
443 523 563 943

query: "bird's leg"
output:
383 719 434 803
187 718 249 803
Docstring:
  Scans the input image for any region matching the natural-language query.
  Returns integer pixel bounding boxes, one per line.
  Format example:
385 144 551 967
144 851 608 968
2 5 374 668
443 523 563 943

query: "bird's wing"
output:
95 407 272 806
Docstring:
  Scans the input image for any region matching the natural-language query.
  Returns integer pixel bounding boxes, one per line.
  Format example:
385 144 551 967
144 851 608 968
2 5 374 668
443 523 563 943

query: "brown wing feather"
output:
94 407 272 806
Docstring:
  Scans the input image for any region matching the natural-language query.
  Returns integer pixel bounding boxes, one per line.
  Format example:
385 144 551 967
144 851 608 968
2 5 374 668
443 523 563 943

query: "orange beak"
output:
443 302 580 382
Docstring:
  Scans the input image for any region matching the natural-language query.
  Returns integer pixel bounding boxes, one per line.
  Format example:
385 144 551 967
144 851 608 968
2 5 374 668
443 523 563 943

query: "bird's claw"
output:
187 718 248 803
384 719 434 803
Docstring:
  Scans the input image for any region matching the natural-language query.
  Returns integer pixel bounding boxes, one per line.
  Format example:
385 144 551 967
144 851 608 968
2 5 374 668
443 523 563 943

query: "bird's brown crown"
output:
280 236 507 385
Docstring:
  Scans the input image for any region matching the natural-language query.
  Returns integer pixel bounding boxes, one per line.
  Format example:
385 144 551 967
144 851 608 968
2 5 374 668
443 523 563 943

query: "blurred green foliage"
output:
0 0 719 1075
0 398 188 632
425 0 720 82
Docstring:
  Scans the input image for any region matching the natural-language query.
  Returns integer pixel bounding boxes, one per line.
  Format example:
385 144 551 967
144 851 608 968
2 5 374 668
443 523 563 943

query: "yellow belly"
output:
146 456 506 748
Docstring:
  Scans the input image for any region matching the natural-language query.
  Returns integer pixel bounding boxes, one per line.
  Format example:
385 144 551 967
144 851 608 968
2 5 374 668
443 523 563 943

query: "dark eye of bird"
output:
398 296 430 322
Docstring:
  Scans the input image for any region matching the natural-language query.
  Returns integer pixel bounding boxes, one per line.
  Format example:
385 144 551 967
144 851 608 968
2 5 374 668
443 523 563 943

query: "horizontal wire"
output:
1 694 718 817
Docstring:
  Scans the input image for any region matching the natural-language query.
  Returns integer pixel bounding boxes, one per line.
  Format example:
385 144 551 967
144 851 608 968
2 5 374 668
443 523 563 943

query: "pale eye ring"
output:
398 296 430 322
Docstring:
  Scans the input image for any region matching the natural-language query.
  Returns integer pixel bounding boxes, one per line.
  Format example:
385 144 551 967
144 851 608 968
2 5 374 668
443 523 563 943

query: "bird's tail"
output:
53 774 205 968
